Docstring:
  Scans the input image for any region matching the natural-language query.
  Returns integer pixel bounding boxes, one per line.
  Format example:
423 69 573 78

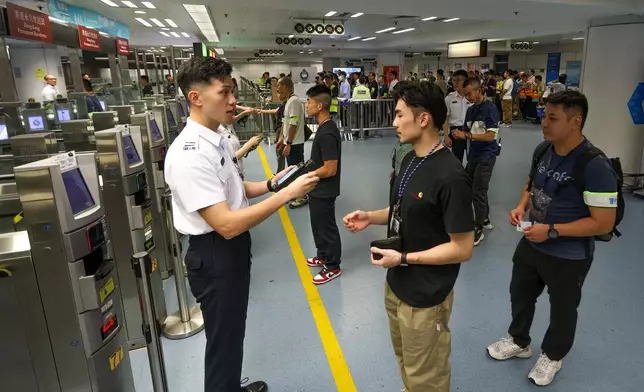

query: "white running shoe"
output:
486 335 532 361
528 353 562 386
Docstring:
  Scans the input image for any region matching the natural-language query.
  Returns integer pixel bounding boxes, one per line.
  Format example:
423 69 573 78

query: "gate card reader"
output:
96 125 167 348
11 151 136 391
131 112 172 280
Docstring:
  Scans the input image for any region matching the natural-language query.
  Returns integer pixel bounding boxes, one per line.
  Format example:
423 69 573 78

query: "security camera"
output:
224 14 228 18
227 32 230 35
332 44 336 47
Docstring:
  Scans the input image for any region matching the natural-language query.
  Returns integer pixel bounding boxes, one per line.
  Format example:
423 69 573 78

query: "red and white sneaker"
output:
306 257 325 267
312 267 341 285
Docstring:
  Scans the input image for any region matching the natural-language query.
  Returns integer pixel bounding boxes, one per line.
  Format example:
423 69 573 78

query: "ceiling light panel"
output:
141 1 156 8
135 18 153 27
362 37 376 41
347 36 362 41
134 10 146 14
181 32 190 37
184 4 219 42
351 12 363 18
443 17 460 22
100 0 119 7
170 31 180 37
122 1 137 8
165 19 178 27
376 27 396 33
160 31 170 37
392 28 415 34
422 16 437 21
150 18 165 27
215 48 224 54
325 11 337 17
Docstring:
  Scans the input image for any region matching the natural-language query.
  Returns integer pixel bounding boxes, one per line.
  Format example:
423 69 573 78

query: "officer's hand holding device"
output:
267 159 316 192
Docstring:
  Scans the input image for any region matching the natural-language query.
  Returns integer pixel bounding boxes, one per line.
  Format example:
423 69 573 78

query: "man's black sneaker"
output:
474 227 485 246
241 380 268 392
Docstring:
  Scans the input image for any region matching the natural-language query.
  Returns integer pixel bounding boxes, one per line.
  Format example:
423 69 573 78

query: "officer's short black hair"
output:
83 78 93 92
452 69 468 79
176 57 232 99
545 90 589 129
306 84 332 110
392 81 447 129
463 77 482 90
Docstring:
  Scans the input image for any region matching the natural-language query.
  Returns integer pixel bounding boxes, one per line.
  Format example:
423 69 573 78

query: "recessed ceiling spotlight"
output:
422 16 437 21
443 17 460 22
351 13 363 18
376 27 396 33
141 1 156 8
325 11 337 17
362 36 376 41
134 10 146 14
392 28 415 34
347 36 362 41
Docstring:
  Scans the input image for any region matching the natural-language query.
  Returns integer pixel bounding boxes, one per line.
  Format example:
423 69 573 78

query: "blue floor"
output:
131 123 644 391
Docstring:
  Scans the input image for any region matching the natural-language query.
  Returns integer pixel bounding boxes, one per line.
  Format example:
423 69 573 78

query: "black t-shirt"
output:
386 148 474 308
310 119 341 198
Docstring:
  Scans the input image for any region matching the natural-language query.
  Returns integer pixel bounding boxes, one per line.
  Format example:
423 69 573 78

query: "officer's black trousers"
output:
185 230 252 392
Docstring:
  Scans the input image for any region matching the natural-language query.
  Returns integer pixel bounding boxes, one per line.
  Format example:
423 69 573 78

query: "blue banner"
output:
565 60 582 88
48 0 130 39
546 53 561 84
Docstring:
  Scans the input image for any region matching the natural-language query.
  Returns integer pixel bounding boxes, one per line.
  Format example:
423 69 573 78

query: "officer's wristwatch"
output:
548 224 559 240
286 140 292 145
400 252 409 267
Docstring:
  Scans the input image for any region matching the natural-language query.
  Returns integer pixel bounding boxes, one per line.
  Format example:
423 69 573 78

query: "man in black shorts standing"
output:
304 84 343 284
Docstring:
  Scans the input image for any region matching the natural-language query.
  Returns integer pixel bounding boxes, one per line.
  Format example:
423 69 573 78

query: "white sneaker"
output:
528 353 562 386
486 335 532 361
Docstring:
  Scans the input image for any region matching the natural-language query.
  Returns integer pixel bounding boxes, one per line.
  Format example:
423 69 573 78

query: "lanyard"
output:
396 141 442 202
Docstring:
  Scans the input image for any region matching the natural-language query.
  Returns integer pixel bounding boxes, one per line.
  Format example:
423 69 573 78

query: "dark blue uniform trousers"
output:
185 230 251 392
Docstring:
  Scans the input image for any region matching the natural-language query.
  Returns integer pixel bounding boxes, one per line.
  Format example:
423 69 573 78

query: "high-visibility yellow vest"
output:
330 85 338 113
352 85 370 99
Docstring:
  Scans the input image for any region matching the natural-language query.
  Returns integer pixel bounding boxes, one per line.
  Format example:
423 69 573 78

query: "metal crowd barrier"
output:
337 99 396 140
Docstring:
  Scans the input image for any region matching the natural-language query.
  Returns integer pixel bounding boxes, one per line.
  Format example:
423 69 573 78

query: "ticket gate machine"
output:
93 112 117 132
95 125 167 348
143 97 157 110
3 151 136 391
130 100 147 114
151 104 178 145
1 102 25 135
22 106 49 134
69 92 90 119
166 99 184 132
111 105 135 125
54 102 74 124
61 119 95 152
130 113 172 279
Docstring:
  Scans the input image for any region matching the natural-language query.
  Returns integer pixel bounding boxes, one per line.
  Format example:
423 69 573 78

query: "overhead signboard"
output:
447 40 488 59
116 37 129 55
48 0 130 39
78 25 101 51
6 2 53 43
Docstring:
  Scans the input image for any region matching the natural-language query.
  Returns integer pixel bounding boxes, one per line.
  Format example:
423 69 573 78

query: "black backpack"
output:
527 141 624 241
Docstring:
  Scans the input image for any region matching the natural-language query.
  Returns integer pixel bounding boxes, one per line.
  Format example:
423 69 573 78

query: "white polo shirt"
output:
164 118 248 236
282 94 305 145
445 91 473 128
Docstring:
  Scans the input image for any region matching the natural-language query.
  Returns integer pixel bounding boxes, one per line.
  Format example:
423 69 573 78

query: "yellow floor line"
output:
257 145 357 392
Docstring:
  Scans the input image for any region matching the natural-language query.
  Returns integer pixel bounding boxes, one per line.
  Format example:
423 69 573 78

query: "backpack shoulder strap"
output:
571 144 605 194
527 141 551 190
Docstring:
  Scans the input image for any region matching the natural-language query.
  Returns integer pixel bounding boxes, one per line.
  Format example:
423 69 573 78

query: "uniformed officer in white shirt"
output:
443 69 472 164
164 57 318 392
41 74 60 103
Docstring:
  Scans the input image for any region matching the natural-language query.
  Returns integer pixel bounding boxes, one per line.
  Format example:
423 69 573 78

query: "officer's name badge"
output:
183 142 196 151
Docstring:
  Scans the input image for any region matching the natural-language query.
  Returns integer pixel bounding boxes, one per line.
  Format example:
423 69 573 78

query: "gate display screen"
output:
0 124 7 141
150 119 163 142
62 168 95 215
178 102 185 117
166 107 176 127
122 135 141 165
28 115 45 131
57 109 71 122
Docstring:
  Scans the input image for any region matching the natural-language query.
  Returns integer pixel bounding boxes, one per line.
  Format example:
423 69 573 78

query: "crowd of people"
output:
164 56 619 392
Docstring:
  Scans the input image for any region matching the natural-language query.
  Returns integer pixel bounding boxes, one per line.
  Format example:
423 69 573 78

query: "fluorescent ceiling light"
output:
376 27 396 33
299 50 304 53
181 32 190 37
161 27 170 30
183 4 219 42
49 17 68 25
572 37 584 40
122 1 137 8
134 10 146 14
422 16 437 21
160 31 170 37
533 41 540 44
325 11 337 17
135 18 153 27
142 1 156 8
392 28 415 34
288 34 294 38
347 36 362 41
215 48 224 54
99 31 110 37
351 12 363 18
150 18 165 27
165 19 178 28
170 31 181 37
160 46 166 49
100 0 119 7
443 17 460 22
362 36 376 41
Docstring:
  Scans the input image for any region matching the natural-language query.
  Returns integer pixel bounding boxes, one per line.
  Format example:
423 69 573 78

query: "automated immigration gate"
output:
1 151 136 391
95 125 167 349
131 112 172 279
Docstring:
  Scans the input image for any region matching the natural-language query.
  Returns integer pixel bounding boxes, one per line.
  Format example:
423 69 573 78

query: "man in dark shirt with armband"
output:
304 84 343 284
452 77 501 246
343 82 474 392
486 91 617 387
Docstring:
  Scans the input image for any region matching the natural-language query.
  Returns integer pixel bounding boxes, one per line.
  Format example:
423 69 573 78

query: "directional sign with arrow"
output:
627 82 644 125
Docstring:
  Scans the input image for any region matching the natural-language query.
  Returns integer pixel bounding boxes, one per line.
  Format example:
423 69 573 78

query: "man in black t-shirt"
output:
304 84 343 285
343 82 474 392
